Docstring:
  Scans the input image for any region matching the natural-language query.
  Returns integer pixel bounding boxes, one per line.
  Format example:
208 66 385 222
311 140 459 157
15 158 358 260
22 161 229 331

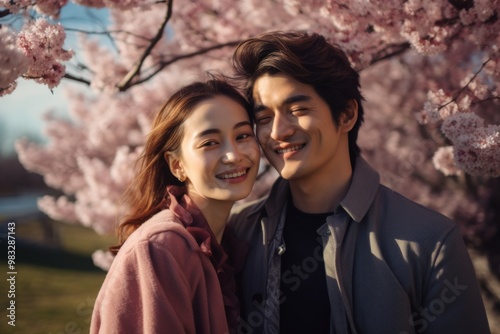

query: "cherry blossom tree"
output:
1 1 500 323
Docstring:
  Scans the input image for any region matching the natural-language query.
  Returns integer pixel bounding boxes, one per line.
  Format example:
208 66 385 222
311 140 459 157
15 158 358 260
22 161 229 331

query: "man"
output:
228 31 490 334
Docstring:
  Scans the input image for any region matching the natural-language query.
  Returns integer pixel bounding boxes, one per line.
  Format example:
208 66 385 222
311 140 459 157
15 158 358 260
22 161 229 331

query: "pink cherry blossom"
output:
432 146 461 176
35 0 69 17
17 18 74 89
0 0 32 13
0 26 29 94
92 249 115 271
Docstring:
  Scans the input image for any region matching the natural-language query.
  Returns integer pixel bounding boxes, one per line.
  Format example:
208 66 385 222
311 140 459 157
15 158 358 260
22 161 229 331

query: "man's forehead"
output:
252 74 312 106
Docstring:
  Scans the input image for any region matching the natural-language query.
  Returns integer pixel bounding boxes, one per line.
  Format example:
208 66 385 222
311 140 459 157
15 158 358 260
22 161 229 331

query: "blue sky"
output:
0 79 69 155
0 3 109 156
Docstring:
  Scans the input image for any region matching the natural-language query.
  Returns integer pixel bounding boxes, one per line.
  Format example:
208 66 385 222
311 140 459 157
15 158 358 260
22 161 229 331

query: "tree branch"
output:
63 72 91 86
64 27 151 42
62 40 239 90
123 40 241 90
438 58 492 110
116 0 173 91
369 42 411 67
448 0 474 10
0 9 10 19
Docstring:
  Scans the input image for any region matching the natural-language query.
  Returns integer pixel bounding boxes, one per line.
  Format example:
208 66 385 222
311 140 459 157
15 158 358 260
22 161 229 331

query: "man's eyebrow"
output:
253 94 312 113
284 94 311 105
253 104 266 113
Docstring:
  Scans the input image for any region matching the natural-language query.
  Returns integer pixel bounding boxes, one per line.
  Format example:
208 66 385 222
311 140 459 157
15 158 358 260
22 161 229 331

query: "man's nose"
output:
270 113 294 140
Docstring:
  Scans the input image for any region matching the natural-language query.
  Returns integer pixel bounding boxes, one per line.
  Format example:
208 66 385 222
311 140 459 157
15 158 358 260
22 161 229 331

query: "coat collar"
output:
250 156 380 225
340 156 380 223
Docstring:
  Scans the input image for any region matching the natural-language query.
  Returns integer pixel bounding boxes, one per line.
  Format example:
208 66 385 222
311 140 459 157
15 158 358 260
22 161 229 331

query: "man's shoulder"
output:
353 157 455 231
229 197 266 225
375 184 457 237
379 185 452 219
228 197 267 237
232 196 267 216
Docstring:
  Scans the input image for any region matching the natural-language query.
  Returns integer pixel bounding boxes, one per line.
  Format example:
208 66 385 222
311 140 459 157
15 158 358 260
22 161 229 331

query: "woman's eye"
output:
200 140 217 147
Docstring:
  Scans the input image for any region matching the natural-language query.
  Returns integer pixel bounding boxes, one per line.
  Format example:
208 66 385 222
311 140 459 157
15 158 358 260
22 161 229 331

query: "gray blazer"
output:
228 157 490 334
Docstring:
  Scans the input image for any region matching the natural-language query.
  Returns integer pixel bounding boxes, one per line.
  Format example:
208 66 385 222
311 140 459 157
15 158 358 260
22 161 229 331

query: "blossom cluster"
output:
1 0 68 17
35 0 69 17
0 0 32 14
440 113 500 177
0 26 29 96
417 61 499 177
74 0 157 10
16 18 74 89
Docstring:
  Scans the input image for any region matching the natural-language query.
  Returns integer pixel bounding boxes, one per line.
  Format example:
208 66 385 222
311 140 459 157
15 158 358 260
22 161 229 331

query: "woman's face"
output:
173 95 260 203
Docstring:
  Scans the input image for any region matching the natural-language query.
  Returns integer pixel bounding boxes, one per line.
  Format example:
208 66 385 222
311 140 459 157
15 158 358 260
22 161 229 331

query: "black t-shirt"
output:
279 202 332 333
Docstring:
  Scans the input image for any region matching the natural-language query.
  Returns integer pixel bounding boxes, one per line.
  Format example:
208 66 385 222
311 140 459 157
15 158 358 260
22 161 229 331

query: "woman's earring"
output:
177 175 186 182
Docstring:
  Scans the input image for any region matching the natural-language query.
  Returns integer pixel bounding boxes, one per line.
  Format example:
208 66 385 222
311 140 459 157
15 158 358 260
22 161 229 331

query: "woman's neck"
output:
188 194 234 243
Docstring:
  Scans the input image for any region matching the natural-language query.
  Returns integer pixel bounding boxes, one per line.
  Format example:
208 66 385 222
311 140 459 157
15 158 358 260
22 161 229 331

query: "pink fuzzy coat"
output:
91 186 242 334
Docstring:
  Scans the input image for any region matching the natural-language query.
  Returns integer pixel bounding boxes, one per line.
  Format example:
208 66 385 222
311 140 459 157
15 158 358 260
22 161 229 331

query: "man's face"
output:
252 73 350 182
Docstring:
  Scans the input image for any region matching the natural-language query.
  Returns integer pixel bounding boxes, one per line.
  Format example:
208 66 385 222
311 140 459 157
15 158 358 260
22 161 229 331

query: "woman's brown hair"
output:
110 77 251 254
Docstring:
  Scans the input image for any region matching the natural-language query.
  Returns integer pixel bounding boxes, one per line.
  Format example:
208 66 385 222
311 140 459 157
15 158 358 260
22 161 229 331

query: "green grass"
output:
0 220 116 334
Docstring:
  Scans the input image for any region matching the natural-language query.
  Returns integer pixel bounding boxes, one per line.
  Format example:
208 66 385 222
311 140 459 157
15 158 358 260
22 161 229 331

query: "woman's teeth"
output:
218 169 247 179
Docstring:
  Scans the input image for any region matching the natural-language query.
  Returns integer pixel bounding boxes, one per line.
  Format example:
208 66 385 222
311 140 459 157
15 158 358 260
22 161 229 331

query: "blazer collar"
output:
252 156 380 226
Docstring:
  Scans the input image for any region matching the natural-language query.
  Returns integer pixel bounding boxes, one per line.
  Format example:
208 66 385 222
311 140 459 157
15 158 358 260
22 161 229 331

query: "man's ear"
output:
164 151 185 182
339 99 358 132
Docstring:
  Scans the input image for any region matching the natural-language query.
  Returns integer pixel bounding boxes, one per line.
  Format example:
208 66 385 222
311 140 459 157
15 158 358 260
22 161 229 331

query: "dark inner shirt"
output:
279 201 332 333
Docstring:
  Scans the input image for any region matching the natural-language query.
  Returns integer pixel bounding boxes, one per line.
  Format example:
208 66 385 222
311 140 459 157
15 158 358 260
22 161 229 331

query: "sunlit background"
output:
0 5 115 334
1 2 499 333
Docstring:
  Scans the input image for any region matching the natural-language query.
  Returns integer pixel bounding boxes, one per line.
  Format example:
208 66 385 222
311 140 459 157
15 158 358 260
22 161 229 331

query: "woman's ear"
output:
164 152 186 182
339 99 358 132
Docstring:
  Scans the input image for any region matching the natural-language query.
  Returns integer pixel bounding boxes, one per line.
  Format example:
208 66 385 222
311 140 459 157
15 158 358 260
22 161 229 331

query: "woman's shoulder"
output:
119 209 198 256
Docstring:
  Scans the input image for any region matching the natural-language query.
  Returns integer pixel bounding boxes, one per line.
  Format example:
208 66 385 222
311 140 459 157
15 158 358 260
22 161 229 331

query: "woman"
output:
90 78 260 333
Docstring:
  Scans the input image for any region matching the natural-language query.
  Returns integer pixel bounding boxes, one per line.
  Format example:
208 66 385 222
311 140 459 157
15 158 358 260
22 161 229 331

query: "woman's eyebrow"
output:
234 121 252 129
195 121 252 138
195 128 220 138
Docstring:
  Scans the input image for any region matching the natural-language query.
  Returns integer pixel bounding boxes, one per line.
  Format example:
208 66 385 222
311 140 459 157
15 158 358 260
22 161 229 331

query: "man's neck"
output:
289 161 353 214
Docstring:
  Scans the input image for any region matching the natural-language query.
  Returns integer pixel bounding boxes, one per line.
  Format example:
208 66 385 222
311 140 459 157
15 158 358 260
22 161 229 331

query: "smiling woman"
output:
168 95 258 214
90 77 260 334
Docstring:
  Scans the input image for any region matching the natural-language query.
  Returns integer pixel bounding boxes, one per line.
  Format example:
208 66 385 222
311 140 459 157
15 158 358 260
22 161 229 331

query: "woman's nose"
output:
222 145 243 164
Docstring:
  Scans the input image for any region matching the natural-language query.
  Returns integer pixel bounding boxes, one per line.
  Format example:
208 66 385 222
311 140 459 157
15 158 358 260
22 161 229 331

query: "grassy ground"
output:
0 220 115 334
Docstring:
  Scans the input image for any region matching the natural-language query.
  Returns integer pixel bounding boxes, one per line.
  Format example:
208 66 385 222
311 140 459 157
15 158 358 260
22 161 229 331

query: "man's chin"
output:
276 166 300 180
